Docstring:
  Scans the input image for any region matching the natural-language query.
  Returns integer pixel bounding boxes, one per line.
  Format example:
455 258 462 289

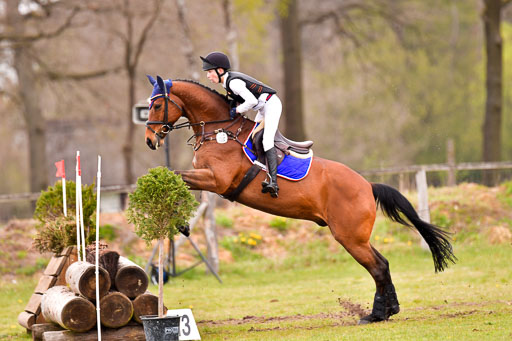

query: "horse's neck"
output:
173 81 229 124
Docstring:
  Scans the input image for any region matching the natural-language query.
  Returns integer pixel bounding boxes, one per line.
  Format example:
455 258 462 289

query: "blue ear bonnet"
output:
147 75 173 109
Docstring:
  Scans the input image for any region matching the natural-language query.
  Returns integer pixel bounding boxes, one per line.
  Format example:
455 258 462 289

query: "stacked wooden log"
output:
31 247 166 340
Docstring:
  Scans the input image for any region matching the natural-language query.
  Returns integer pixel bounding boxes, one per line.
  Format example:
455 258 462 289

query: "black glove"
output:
177 225 190 237
229 107 237 120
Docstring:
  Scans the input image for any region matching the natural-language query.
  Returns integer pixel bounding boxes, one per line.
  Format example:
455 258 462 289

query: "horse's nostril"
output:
146 137 155 150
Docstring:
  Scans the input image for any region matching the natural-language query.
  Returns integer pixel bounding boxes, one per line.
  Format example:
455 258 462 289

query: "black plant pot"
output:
140 315 181 341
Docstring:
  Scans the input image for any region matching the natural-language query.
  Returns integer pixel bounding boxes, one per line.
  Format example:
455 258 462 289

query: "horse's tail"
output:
371 183 456 272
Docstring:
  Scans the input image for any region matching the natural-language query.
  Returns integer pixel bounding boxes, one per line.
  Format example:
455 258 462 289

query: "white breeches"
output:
254 95 282 151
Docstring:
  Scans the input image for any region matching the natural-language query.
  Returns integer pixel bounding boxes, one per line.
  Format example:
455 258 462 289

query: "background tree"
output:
116 0 162 185
3 0 78 194
279 0 306 140
482 0 512 185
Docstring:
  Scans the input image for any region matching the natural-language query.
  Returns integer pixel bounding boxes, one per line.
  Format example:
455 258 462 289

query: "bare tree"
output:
222 0 239 70
279 0 306 140
481 0 511 185
114 0 162 185
175 0 200 80
3 0 80 194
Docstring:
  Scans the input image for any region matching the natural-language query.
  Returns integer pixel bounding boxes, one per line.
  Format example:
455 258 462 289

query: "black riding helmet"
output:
200 52 231 71
200 52 231 82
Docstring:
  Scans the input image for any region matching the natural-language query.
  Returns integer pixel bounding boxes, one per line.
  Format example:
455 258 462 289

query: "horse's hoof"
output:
388 304 400 316
358 314 385 325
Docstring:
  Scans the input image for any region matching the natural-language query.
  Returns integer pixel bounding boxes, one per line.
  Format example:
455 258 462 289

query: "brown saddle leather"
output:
251 128 313 167
274 130 314 155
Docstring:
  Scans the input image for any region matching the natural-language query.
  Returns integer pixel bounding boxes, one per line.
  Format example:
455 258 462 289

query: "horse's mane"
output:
175 79 229 104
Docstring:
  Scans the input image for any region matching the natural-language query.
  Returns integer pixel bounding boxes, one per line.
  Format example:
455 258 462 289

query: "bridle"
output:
145 86 185 140
145 77 245 150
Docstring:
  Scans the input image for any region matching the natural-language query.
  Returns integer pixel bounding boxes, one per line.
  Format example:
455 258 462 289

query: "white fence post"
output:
415 169 430 250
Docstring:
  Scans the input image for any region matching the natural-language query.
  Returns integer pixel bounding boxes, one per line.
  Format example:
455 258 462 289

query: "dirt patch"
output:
198 311 358 327
337 298 369 319
198 299 510 332
487 225 512 244
0 219 52 280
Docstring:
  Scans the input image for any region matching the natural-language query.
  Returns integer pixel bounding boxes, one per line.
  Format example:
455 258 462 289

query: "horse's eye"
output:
154 104 162 110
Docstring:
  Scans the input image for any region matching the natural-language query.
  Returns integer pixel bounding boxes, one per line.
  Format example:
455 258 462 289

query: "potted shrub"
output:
127 167 198 340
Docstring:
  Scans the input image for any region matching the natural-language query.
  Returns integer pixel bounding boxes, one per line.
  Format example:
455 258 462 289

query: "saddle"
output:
251 121 313 166
223 122 314 201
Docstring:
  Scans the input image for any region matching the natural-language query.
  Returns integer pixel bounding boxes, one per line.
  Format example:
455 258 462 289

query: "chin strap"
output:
215 69 227 84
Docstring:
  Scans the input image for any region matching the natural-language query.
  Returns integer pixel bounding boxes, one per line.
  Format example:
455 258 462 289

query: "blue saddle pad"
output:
243 123 313 181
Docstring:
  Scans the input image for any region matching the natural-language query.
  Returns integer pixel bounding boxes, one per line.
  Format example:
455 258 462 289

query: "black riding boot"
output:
262 147 279 198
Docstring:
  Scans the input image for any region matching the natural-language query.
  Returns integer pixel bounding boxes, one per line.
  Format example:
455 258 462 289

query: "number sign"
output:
166 308 201 340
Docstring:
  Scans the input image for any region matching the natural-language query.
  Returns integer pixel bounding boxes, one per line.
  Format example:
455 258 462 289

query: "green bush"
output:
34 180 96 227
33 180 96 254
99 224 118 241
34 215 85 254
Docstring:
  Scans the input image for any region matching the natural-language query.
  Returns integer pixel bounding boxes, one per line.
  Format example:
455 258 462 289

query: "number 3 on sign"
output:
166 308 201 340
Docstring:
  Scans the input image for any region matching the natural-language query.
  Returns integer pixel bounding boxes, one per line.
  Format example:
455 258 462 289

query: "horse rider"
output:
200 51 282 198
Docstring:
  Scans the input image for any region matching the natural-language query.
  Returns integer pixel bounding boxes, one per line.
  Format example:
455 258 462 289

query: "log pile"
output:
23 246 167 341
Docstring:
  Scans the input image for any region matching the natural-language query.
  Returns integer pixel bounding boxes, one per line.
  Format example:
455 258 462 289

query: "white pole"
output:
76 152 81 262
79 177 86 259
78 154 86 260
415 169 430 250
95 155 102 340
62 177 67 217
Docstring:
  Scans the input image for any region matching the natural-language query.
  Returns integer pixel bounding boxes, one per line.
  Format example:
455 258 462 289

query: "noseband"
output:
145 91 185 139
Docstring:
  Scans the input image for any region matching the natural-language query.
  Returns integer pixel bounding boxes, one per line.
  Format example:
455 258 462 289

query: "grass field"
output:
1 240 511 340
1 183 511 340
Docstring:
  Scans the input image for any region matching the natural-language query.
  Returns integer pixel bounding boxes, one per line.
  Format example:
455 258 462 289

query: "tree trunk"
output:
99 291 133 328
132 291 167 324
123 67 136 185
41 325 145 341
115 256 149 298
280 0 306 140
175 0 200 80
6 0 48 194
482 0 503 186
65 261 111 300
41 286 96 333
86 248 120 286
31 323 64 340
17 311 35 330
222 0 239 70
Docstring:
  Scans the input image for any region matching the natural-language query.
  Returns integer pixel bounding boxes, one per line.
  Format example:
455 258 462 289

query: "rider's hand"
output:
229 107 237 120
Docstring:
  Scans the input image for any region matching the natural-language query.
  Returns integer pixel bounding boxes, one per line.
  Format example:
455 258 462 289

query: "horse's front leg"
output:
175 169 218 192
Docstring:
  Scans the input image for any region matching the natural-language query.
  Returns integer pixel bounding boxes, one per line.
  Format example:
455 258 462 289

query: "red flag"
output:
55 160 66 178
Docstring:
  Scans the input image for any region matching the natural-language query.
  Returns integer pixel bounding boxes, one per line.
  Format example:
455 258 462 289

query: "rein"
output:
186 115 248 151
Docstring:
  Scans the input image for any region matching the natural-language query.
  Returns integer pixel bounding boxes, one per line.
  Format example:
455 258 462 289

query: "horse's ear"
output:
156 75 167 95
147 75 156 85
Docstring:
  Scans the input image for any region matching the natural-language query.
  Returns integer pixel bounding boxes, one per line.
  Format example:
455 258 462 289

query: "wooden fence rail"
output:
1 161 511 204
358 161 512 176
359 160 512 250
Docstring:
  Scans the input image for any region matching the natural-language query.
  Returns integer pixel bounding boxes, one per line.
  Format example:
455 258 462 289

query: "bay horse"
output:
144 76 455 324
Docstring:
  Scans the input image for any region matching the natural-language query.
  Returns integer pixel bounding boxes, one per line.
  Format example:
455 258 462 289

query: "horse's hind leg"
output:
330 224 399 324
